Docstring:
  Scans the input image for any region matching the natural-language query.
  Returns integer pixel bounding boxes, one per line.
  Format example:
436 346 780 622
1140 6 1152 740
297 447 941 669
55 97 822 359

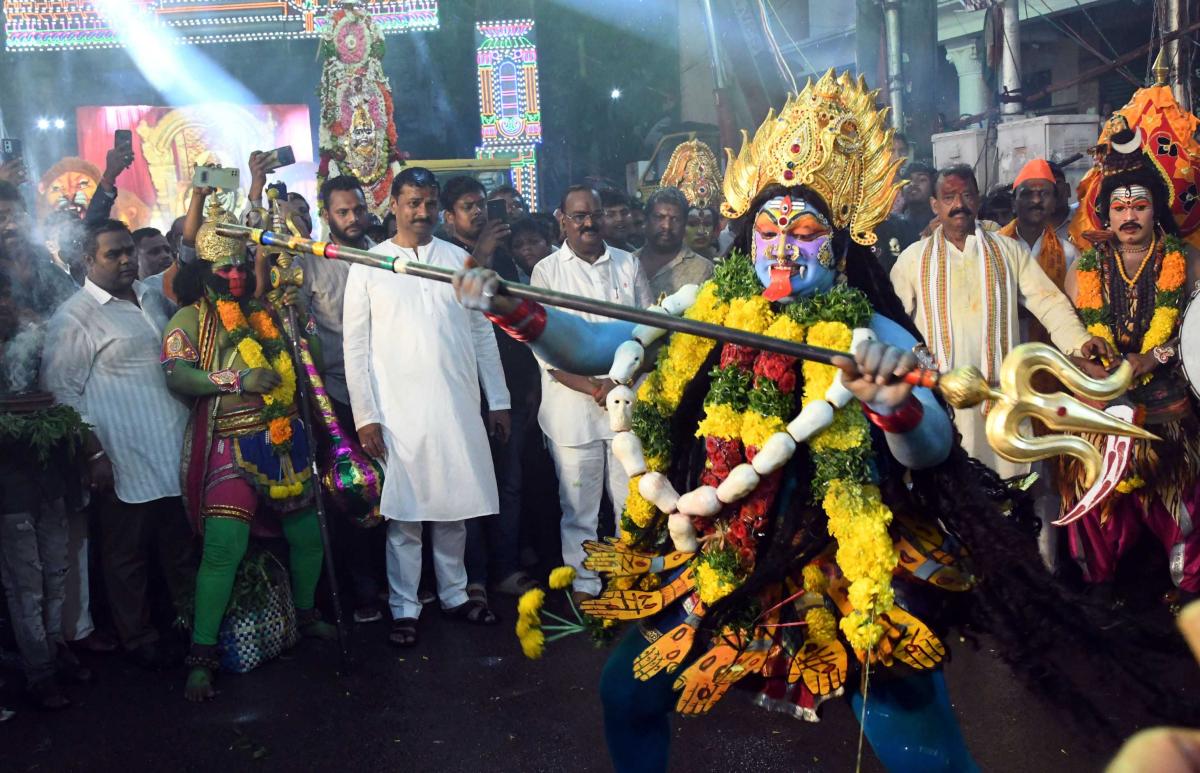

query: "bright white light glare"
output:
92 0 256 109
36 118 50 131
610 88 622 100
53 118 66 130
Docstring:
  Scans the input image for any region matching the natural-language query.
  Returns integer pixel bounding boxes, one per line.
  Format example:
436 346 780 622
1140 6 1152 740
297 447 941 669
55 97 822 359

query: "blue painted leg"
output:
849 669 979 773
600 628 680 773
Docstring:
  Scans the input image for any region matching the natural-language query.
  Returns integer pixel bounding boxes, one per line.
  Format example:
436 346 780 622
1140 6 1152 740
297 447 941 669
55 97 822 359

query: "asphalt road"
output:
3 585 1189 773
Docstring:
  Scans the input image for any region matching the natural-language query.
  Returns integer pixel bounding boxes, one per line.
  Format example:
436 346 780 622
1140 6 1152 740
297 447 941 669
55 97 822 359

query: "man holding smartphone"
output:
83 132 135 226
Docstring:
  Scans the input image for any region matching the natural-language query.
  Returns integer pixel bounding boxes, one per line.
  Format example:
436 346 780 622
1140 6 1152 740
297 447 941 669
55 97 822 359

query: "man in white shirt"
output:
890 166 1113 478
343 167 511 647
532 186 653 602
42 219 194 670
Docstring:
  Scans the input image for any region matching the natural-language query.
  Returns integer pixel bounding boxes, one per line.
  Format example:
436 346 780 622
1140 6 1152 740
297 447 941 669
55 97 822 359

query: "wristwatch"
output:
1152 345 1177 365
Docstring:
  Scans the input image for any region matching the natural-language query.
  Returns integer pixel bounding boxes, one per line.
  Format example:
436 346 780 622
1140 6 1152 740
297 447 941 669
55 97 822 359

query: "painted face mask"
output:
751 195 836 301
208 264 251 299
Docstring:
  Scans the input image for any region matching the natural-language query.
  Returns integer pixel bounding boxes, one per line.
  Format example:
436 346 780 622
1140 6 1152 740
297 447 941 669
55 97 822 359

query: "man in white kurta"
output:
343 168 510 636
533 187 653 599
890 166 1107 479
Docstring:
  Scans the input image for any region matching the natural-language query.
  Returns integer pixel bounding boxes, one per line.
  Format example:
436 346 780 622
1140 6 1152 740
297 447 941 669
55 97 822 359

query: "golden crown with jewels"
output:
721 69 904 246
195 197 247 267
660 139 723 209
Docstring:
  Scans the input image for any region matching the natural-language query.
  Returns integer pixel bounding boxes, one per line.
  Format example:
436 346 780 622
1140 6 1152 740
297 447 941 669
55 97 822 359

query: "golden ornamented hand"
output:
582 540 692 577
788 640 849 696
633 608 705 681
580 568 695 620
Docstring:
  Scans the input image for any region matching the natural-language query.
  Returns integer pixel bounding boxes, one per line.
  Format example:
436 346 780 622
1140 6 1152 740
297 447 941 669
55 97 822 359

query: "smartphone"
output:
0 138 22 164
486 198 508 223
193 166 240 191
114 129 132 152
263 145 296 173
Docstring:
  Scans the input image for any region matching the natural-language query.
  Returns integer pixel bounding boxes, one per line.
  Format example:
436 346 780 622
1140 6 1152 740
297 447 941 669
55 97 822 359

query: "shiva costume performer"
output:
462 71 1191 772
1060 120 1200 596
162 202 333 700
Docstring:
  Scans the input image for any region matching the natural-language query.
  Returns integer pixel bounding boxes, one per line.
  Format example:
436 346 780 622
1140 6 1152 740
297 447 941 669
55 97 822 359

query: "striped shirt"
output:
41 279 189 504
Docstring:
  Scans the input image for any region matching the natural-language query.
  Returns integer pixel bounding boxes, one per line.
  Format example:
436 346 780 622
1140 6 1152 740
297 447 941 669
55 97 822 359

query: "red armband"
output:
862 396 924 434
485 299 547 343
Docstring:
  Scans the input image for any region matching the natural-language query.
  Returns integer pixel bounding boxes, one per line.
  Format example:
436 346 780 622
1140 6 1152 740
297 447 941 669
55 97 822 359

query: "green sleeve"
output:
162 306 226 398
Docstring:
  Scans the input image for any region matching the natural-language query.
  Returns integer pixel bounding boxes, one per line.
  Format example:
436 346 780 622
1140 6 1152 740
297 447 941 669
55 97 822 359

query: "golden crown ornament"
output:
660 138 723 209
195 197 248 267
721 69 904 246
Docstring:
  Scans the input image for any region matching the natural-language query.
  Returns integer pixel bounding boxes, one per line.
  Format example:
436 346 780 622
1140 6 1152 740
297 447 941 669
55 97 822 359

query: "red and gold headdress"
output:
1070 53 1200 247
721 69 904 246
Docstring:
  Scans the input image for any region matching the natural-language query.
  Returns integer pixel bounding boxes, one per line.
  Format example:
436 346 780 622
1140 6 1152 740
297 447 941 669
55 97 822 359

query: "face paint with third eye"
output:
752 195 836 301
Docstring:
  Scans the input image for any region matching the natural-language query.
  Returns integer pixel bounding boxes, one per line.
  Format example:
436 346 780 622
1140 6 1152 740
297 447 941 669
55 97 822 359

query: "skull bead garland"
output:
604 282 880 552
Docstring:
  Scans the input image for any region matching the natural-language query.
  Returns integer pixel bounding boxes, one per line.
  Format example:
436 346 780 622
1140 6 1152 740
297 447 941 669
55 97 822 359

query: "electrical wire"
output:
763 0 820 81
757 0 798 93
1032 0 1141 86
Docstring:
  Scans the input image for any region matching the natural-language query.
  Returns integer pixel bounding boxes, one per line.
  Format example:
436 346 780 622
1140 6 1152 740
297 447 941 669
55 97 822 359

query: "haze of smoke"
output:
1 321 46 394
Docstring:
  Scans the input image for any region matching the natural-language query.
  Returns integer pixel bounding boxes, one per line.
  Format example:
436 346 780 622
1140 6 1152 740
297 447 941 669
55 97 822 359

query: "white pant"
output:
548 438 630 595
62 506 94 642
385 520 469 620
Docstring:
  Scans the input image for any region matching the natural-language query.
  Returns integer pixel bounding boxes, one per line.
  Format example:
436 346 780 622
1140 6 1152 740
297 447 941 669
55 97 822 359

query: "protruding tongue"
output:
761 265 794 301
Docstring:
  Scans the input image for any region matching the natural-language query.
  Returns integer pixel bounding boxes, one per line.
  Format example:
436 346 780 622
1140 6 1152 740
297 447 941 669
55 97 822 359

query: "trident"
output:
217 223 1154 501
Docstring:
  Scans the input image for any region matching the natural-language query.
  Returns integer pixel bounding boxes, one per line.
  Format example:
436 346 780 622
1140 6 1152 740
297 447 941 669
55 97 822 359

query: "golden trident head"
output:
937 343 1157 486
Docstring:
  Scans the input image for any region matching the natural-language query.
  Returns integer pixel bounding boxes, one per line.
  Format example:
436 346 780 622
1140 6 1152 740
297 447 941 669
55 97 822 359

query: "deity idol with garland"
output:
162 202 335 702
1062 116 1200 602
455 71 1189 771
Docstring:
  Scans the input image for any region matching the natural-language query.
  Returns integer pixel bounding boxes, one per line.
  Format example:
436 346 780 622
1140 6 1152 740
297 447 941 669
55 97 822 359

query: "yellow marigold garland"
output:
214 299 298 458
1074 239 1186 384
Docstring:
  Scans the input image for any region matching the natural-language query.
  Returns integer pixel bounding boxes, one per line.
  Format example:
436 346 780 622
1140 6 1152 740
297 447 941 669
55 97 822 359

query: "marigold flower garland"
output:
615 252 898 653
214 299 298 459
1074 235 1186 384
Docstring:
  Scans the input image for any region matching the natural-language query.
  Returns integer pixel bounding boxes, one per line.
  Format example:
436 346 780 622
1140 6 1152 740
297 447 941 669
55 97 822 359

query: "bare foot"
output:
184 667 215 702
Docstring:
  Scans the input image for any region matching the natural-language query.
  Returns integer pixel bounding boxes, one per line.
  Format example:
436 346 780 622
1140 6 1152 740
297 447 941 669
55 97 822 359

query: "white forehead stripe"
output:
1113 185 1152 203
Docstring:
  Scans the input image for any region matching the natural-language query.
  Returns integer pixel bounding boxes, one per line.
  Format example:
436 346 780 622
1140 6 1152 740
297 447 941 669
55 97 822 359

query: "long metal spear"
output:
256 210 351 672
217 223 1156 489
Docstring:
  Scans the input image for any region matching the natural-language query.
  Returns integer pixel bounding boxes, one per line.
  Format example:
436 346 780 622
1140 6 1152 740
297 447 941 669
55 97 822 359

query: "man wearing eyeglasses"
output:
531 185 652 603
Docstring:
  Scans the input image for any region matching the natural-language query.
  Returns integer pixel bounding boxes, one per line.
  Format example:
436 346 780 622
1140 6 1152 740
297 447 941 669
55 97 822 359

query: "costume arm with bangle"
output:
160 306 239 397
863 313 953 470
530 308 635 376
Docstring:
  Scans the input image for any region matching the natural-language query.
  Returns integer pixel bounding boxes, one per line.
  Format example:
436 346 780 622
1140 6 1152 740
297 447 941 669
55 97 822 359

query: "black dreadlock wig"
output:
672 184 1195 727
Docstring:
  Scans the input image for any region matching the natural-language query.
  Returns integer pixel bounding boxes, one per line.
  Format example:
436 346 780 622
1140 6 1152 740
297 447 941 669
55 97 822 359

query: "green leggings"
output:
192 508 324 646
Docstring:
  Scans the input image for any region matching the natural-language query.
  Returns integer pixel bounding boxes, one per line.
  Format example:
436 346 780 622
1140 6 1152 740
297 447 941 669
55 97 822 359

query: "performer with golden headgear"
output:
452 70 1185 771
1060 66 1200 602
660 138 725 259
161 200 336 702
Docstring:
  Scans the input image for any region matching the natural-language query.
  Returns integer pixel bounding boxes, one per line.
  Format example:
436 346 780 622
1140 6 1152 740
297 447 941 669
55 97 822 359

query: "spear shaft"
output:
215 223 943 388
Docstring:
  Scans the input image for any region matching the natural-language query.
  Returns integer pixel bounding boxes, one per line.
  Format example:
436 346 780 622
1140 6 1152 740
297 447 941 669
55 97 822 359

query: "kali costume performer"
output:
162 202 334 701
455 71 1193 772
1061 121 1200 596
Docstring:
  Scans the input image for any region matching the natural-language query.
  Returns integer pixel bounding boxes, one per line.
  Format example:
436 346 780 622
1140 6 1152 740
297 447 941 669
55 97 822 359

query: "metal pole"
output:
1000 0 1022 117
700 0 738 150
216 223 943 388
260 208 351 672
1166 0 1189 109
883 0 905 131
